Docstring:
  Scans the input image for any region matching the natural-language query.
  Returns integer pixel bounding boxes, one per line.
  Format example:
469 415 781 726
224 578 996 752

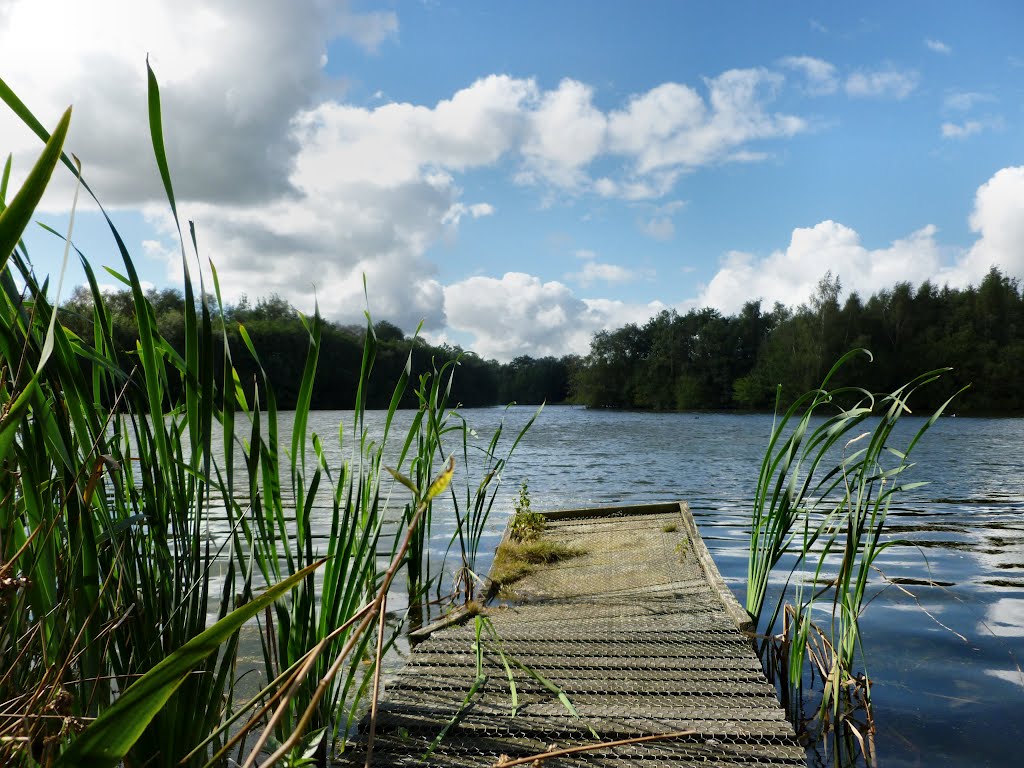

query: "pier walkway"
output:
342 502 806 766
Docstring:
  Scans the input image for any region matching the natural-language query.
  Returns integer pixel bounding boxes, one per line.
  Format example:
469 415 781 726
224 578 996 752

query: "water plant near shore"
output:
746 348 965 763
0 64 517 767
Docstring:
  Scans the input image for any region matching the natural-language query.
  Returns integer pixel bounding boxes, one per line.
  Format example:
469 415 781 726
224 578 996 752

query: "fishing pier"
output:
343 502 805 766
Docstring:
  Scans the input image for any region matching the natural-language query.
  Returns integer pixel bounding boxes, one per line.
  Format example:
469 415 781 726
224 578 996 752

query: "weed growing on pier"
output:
509 480 546 542
490 538 584 594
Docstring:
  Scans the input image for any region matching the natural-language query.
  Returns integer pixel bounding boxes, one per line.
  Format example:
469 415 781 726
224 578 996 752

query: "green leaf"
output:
0 375 38 461
385 465 418 496
0 107 71 272
56 560 325 768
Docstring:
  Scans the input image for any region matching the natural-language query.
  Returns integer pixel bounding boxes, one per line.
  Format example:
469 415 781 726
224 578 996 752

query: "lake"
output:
298 404 1023 767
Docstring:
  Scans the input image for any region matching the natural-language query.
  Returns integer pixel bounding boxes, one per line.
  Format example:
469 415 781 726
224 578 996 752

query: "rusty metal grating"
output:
338 503 805 766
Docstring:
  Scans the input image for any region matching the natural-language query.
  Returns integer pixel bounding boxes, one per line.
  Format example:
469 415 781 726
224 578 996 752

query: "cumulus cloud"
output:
0 0 397 208
0 2 820 343
291 75 534 189
925 38 952 55
779 56 839 95
845 67 919 99
698 222 944 315
442 202 495 226
443 272 665 360
519 79 607 189
607 70 806 175
958 166 1024 281
697 166 1024 316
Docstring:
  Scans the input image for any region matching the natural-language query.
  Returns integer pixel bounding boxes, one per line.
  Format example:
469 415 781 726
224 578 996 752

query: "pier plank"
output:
339 503 805 766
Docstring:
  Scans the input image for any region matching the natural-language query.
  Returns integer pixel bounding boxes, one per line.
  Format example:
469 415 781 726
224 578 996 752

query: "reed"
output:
1 82 254 765
446 409 540 605
1 64 514 767
746 349 964 761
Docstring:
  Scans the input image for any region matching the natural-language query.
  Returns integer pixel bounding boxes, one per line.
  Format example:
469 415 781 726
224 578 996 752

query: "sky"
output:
1 1 1022 362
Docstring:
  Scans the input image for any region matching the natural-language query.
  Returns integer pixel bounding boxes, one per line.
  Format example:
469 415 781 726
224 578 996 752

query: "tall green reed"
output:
1 61 526 767
393 358 541 617
746 348 963 760
0 109 244 766
446 403 540 605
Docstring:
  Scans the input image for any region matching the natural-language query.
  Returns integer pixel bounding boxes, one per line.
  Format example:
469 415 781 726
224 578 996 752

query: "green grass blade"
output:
55 560 325 768
0 107 70 271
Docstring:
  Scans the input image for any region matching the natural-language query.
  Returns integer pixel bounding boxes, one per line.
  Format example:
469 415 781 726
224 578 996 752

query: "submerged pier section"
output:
344 502 805 766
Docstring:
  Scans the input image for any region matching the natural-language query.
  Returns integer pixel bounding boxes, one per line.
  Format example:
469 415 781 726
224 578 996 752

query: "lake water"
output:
299 405 1023 767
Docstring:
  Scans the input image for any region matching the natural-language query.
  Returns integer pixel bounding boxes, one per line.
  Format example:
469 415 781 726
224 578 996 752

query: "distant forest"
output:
61 266 1024 415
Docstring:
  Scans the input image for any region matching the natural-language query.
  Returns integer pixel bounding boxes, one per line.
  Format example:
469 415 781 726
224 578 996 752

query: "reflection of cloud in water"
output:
985 668 1024 689
982 597 1024 637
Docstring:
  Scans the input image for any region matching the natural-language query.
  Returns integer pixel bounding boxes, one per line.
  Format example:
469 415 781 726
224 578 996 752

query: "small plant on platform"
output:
509 480 546 542
490 539 584 593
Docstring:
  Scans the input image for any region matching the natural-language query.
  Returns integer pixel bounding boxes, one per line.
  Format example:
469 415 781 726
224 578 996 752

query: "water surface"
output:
290 405 1022 766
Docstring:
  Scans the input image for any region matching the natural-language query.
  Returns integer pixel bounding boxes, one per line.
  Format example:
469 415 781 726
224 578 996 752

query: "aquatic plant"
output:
508 479 546 542
0 84 257 766
746 348 964 761
0 63 502 767
489 537 584 594
445 410 541 606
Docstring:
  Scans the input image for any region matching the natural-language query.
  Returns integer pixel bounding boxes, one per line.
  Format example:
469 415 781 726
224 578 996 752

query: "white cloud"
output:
698 166 1024 316
779 56 839 95
607 70 807 175
443 272 666 361
569 261 643 287
442 273 591 359
845 67 919 99
442 202 495 226
639 200 686 241
944 91 995 111
958 166 1024 281
941 120 984 139
925 38 952 55
0 0 393 209
520 79 607 189
698 222 943 315
291 75 534 189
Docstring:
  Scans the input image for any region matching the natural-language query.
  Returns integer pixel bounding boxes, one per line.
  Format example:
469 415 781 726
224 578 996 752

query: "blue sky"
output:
1 1 1022 360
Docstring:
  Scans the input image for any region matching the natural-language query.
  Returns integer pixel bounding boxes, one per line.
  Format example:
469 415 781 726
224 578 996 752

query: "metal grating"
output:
339 503 805 766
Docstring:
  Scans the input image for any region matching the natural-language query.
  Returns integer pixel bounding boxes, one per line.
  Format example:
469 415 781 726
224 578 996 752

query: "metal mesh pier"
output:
341 502 805 766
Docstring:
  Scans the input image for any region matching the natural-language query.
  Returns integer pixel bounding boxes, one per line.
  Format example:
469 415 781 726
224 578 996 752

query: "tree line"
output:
61 266 1024 414
59 288 575 410
572 267 1024 415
